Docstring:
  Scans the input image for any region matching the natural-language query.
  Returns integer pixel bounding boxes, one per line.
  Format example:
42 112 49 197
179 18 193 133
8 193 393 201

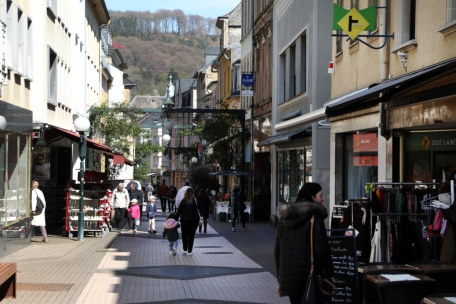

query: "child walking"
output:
127 199 141 233
146 195 158 234
163 212 180 256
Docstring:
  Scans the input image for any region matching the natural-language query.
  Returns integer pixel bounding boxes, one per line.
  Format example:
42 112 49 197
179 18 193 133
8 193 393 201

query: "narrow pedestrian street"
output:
0 209 286 304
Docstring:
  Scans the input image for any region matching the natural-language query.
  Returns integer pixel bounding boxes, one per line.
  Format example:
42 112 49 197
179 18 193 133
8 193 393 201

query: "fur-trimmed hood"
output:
276 200 328 228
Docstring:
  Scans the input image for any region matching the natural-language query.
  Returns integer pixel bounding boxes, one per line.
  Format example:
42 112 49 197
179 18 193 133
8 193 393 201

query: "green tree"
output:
89 102 163 179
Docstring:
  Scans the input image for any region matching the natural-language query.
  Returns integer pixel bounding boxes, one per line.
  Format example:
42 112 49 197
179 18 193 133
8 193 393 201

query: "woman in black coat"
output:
274 182 334 304
175 188 200 256
196 188 211 233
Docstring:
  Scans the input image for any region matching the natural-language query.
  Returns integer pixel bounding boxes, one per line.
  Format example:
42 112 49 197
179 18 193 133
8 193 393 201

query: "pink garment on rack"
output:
433 209 443 231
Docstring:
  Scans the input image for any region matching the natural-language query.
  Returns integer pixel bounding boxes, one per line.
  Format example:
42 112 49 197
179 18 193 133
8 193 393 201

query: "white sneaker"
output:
187 252 193 256
169 250 173 255
182 251 188 256
172 248 176 256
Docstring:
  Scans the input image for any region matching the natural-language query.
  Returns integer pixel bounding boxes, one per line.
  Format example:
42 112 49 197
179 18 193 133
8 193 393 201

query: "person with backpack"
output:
168 184 178 212
163 212 180 256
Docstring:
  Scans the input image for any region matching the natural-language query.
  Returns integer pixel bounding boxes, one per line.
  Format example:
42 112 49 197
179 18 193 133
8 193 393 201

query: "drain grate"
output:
202 252 234 254
194 246 222 248
17 283 73 291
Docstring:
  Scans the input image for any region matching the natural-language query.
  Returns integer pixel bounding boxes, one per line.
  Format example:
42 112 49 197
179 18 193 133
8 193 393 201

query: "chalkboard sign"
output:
327 229 359 304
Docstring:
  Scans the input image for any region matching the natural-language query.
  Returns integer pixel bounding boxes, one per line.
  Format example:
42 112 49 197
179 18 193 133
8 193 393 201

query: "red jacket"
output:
158 183 169 197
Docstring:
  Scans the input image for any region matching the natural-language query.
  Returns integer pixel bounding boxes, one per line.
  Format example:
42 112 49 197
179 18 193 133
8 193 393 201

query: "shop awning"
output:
275 108 326 131
45 125 135 166
257 127 312 147
325 57 456 117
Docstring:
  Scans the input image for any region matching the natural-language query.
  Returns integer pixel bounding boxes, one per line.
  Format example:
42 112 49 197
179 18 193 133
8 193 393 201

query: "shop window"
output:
277 148 311 204
404 132 456 193
344 133 378 199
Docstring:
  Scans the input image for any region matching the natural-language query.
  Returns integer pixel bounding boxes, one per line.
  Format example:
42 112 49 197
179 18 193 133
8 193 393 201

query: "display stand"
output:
64 184 112 238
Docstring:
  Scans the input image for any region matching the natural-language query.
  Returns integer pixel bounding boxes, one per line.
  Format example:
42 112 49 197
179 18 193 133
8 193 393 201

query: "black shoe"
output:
153 230 157 235
148 230 151 234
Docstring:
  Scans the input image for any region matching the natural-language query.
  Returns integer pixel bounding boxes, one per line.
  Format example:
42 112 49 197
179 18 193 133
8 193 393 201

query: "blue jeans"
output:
169 240 178 251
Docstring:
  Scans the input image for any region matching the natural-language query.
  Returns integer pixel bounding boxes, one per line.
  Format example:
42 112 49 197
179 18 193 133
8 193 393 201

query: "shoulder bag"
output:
33 190 44 215
302 215 337 304
194 198 203 227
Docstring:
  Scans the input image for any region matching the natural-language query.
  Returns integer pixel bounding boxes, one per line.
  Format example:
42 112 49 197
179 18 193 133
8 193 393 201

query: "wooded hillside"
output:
108 10 219 98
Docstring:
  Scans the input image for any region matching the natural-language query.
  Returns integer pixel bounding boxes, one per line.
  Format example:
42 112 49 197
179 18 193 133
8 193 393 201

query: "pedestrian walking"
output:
163 212 180 256
31 180 48 242
175 188 200 256
128 182 143 218
168 184 178 212
145 183 154 201
274 182 334 304
146 195 158 235
112 183 130 233
196 188 211 233
175 181 191 209
231 184 247 232
127 199 141 233
158 179 169 213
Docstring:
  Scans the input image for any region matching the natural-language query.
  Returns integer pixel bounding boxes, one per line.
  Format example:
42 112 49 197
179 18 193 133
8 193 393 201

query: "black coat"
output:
196 195 211 219
128 188 143 205
232 190 245 212
175 198 200 221
274 200 334 298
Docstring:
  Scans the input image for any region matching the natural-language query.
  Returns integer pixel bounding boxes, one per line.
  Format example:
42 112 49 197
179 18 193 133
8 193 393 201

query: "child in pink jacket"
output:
127 199 141 233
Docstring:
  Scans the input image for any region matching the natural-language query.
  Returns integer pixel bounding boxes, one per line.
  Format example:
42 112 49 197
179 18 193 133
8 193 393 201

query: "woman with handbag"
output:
31 180 48 242
274 182 334 304
175 188 201 256
196 188 211 233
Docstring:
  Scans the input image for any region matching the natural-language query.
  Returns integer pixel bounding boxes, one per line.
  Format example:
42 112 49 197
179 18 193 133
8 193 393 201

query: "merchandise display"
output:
64 185 112 238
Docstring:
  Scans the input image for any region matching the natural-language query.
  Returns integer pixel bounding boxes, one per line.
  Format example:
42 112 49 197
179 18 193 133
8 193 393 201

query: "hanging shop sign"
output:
405 132 456 151
333 4 376 40
163 171 171 177
241 73 254 97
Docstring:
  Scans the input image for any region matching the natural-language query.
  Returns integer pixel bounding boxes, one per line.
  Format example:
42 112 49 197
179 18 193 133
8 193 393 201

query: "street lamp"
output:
191 157 198 163
74 116 90 241
0 115 6 130
162 134 171 145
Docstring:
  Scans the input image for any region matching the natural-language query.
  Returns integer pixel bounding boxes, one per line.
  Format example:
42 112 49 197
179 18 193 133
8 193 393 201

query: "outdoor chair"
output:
363 269 419 304
215 201 229 222
423 269 456 293
244 202 254 223
377 280 436 304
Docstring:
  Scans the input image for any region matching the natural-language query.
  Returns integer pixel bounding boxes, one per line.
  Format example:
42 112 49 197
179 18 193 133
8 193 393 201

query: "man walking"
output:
168 184 178 212
158 179 169 213
128 183 143 220
146 183 154 200
175 181 191 210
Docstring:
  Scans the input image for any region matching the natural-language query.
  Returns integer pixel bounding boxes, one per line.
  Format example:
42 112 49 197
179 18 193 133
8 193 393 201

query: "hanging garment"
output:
370 221 382 262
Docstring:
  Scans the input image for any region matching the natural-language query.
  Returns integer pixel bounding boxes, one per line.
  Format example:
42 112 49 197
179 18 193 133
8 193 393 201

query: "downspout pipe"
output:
379 0 390 140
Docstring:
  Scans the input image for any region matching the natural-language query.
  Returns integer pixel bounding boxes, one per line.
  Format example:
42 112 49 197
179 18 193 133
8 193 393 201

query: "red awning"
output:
113 154 125 165
48 125 113 153
45 124 136 166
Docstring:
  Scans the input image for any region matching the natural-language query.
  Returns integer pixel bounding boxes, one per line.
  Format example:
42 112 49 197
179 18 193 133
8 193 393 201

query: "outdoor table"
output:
423 296 456 304
366 274 435 284
404 263 456 273
357 264 416 273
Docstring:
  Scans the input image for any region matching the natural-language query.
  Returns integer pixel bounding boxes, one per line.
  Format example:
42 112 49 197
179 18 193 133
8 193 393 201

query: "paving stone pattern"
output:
0 211 288 304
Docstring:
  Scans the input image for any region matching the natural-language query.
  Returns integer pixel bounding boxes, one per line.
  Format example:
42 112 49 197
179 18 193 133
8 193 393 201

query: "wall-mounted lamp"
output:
0 115 6 130
191 157 198 163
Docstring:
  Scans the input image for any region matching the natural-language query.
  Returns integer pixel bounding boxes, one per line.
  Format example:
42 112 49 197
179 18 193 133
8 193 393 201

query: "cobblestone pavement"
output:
0 209 287 304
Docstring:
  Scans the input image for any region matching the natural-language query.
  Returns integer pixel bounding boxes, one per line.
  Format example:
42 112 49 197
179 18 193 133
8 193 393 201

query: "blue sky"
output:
104 0 241 19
